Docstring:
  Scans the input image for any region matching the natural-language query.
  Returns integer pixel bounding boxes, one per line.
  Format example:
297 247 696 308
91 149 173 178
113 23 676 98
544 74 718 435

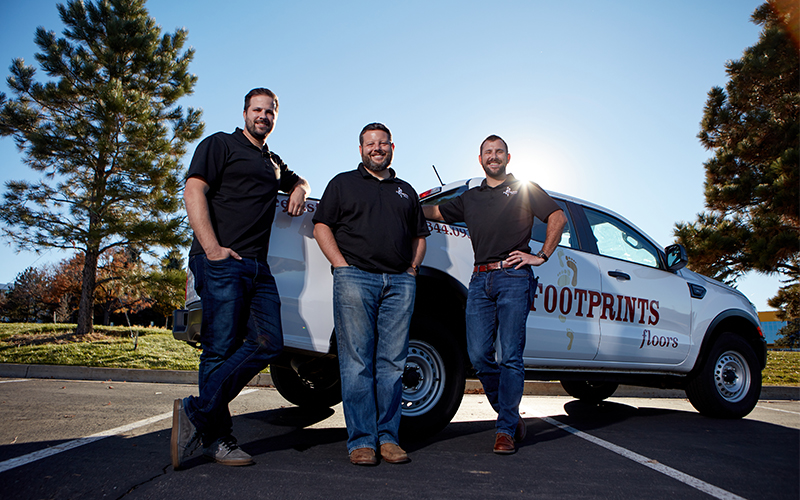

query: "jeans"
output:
333 266 416 453
185 255 283 446
466 266 536 436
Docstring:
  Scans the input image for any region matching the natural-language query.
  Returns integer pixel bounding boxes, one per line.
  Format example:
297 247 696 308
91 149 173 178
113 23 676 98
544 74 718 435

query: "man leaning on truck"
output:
171 88 310 469
423 135 567 455
313 123 429 466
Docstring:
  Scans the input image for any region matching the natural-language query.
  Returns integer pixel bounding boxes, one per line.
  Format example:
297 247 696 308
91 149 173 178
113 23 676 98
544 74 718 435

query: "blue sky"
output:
0 0 782 310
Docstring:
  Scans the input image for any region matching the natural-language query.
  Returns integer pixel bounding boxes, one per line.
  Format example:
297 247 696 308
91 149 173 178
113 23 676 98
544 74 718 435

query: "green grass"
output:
763 350 800 386
0 323 200 371
0 323 797 385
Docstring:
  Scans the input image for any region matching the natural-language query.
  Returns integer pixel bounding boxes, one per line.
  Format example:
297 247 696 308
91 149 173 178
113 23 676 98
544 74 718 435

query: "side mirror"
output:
664 244 688 272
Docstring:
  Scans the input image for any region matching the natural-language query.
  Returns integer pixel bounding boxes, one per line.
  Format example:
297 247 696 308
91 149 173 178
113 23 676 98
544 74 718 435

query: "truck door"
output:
583 207 692 364
524 201 602 361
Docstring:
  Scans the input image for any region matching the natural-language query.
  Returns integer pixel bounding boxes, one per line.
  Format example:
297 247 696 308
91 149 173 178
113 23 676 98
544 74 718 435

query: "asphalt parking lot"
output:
0 376 797 500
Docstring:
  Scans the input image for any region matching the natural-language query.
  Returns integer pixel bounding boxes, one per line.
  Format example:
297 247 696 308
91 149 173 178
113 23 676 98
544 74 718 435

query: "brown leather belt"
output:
473 261 510 273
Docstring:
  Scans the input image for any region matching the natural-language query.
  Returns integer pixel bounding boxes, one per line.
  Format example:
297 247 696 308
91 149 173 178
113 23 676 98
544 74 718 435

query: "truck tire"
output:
271 364 342 409
400 323 466 440
560 380 619 403
686 333 761 418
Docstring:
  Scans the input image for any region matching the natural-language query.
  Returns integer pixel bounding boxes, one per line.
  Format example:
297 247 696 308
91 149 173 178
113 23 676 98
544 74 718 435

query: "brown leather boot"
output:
380 443 410 464
349 447 378 466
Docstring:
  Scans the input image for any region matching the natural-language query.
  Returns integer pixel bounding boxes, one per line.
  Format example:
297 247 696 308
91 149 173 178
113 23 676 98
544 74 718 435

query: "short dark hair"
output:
244 88 278 112
480 134 508 154
359 122 392 145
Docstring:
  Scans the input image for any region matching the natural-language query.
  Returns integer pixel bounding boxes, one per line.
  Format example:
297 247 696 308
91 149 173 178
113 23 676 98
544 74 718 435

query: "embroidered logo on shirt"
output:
396 187 409 199
503 187 518 197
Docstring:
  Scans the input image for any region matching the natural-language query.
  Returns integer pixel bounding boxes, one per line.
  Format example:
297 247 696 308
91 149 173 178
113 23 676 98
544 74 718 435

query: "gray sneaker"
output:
203 436 254 466
171 398 199 470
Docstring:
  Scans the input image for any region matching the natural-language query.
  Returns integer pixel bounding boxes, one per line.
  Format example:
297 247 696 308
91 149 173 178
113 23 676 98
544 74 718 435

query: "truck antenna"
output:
432 165 444 186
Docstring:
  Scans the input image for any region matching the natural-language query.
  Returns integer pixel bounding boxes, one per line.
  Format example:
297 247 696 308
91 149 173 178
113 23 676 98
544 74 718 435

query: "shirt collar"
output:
480 173 518 190
357 162 397 181
234 127 268 152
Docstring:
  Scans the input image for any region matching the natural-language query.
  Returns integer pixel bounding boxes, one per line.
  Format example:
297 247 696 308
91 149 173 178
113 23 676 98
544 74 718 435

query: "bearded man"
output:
172 88 310 469
312 123 429 466
423 135 567 455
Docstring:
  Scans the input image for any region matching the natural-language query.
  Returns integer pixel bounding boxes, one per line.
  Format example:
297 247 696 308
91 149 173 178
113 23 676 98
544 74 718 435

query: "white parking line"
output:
756 404 800 415
0 388 260 474
0 379 32 384
529 410 747 500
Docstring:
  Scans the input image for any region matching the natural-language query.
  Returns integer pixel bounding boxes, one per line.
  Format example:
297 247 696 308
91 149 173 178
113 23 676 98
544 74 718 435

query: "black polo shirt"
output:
438 174 560 266
313 164 430 274
187 128 300 260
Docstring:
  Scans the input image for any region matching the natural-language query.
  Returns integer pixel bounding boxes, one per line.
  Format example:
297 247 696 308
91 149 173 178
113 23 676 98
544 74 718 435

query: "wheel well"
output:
413 270 468 354
692 309 767 377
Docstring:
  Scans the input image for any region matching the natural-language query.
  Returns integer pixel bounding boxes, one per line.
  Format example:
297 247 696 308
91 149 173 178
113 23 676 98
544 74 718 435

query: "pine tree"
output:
146 249 187 328
0 0 204 334
4 267 53 323
674 1 799 331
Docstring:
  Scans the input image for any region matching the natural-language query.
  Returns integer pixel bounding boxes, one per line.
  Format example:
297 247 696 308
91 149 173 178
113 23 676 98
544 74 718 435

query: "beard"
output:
481 161 506 180
362 147 393 172
245 117 273 142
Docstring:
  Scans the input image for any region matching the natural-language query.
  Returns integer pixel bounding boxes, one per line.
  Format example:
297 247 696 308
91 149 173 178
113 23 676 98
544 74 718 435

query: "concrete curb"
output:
1 363 797 400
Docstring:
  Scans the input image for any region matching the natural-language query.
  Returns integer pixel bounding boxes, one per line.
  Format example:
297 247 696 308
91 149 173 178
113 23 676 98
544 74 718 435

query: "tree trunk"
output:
76 248 99 334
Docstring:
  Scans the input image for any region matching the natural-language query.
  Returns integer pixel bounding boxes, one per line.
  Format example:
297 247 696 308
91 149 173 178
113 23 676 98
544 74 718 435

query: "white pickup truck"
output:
173 177 766 438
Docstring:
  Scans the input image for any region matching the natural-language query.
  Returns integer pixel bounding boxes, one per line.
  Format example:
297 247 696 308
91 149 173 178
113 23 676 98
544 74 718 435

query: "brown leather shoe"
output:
515 417 527 443
493 433 516 454
380 443 410 464
349 447 378 466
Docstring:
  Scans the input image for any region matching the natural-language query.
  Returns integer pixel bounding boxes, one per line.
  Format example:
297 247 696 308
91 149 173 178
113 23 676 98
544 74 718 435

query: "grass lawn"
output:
0 323 797 385
0 323 200 371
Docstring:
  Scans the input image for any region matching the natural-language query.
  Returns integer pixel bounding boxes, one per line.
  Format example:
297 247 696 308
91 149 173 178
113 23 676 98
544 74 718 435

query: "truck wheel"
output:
400 324 466 440
686 333 761 418
560 380 619 403
271 364 342 409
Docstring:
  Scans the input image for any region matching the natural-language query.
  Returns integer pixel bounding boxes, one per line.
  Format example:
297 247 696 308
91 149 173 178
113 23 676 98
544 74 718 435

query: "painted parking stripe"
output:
0 379 32 384
0 388 259 474
756 404 800 415
530 410 746 500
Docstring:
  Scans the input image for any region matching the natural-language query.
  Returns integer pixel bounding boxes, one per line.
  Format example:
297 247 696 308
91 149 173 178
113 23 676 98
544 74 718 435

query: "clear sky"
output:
0 0 783 310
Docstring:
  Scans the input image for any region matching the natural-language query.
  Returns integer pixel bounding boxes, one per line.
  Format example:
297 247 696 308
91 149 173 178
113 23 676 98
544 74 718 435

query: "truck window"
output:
584 207 659 268
531 200 576 249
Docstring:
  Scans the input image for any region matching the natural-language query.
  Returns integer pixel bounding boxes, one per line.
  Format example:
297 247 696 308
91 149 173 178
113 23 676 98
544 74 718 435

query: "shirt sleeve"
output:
526 182 560 221
186 134 227 188
410 191 431 238
270 152 301 193
311 176 341 227
438 194 465 225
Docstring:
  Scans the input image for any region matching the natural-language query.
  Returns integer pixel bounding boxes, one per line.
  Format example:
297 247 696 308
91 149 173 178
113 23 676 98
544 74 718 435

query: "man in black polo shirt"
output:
171 88 309 469
313 123 429 466
423 135 566 455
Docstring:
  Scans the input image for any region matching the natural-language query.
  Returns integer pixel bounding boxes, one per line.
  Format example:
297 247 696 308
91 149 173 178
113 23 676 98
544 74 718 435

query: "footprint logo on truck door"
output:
555 250 579 351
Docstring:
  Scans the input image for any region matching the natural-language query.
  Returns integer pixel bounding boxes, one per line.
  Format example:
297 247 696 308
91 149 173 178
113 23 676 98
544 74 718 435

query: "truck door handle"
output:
608 270 630 281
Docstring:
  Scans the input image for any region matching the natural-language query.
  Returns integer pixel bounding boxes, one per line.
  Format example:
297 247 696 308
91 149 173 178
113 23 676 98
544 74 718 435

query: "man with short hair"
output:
171 88 309 469
423 135 566 454
313 123 429 466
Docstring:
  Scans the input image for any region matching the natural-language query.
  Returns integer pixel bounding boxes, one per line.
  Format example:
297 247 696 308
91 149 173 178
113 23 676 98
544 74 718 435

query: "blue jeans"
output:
333 266 416 453
185 255 283 446
466 266 536 436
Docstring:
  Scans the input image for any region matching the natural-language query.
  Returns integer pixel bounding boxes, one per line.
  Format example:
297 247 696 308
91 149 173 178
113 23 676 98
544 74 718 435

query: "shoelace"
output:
217 436 239 452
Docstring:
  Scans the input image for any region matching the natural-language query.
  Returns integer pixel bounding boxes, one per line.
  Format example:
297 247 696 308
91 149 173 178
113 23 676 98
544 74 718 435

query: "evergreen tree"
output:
674 1 799 339
0 0 204 333
146 249 186 327
3 267 52 322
